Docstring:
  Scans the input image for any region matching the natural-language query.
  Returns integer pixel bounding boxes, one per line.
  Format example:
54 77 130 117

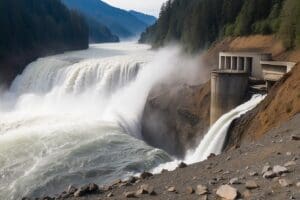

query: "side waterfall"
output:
152 94 266 173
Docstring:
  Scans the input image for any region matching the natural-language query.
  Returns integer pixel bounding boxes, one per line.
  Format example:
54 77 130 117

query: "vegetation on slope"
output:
0 0 89 86
139 0 300 51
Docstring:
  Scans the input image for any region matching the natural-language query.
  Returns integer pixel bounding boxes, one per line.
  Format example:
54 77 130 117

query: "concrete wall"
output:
219 52 272 80
210 71 249 125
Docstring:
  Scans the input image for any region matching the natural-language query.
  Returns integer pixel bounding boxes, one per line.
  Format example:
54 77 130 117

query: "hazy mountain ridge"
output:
62 0 156 39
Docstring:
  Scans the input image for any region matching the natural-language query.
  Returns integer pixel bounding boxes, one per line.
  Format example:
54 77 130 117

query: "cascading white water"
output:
151 94 266 174
1 43 205 199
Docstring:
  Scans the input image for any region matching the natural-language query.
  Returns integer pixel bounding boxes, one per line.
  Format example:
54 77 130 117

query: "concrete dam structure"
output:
210 51 297 125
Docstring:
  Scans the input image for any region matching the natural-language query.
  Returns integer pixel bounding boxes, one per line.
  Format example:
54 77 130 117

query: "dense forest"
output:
0 0 89 86
139 0 300 52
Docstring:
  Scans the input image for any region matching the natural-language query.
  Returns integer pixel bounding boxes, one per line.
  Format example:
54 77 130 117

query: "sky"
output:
102 0 167 17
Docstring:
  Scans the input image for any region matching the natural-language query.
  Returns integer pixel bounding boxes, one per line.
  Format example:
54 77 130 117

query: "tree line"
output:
0 0 89 85
139 0 300 52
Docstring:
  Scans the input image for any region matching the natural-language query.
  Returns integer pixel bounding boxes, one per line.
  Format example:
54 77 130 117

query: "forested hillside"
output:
0 0 89 86
139 0 300 52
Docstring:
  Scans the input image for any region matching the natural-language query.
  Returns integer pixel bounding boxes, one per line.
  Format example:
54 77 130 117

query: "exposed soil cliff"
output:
141 82 210 158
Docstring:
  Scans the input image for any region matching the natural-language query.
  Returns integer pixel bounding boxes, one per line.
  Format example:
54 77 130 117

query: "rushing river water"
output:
0 42 264 199
0 43 179 199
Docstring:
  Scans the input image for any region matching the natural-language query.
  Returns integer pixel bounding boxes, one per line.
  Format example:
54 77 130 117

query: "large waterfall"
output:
0 43 186 199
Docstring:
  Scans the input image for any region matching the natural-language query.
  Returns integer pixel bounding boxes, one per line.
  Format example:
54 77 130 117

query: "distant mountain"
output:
62 0 156 39
86 17 119 43
129 10 157 26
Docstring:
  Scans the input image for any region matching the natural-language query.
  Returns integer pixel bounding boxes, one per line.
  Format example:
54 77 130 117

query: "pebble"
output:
263 171 277 179
229 177 241 185
249 171 258 176
106 192 113 197
178 162 188 168
278 179 293 187
124 191 136 198
296 182 300 187
291 135 300 141
140 172 153 179
67 185 77 194
284 161 296 167
216 185 238 200
186 186 194 194
167 186 176 192
245 180 259 189
286 152 292 156
243 189 251 198
273 165 289 175
262 165 272 174
196 184 208 195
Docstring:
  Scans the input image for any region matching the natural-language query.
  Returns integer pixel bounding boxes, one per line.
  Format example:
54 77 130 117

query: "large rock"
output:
216 185 238 200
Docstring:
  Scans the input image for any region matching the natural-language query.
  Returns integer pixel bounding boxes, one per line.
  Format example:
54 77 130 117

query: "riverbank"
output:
37 113 300 200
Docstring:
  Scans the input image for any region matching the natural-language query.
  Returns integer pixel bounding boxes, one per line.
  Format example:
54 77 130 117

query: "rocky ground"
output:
31 113 300 200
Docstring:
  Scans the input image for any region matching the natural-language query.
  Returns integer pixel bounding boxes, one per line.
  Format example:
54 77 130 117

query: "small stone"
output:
262 165 272 174
74 185 89 197
291 135 300 141
278 179 293 187
135 188 147 196
226 156 231 161
273 165 289 175
296 182 300 187
284 161 296 167
249 171 258 176
286 152 292 156
208 153 216 159
245 180 259 189
196 185 208 195
263 171 277 179
140 172 153 179
88 183 99 192
186 186 194 194
67 185 77 194
127 176 138 184
112 179 122 186
216 185 238 200
229 177 241 185
124 191 136 198
178 162 188 168
199 195 208 200
243 189 251 198
107 192 113 197
167 186 176 192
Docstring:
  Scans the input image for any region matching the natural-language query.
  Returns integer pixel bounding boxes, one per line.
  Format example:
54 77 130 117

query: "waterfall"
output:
0 43 202 199
151 94 266 173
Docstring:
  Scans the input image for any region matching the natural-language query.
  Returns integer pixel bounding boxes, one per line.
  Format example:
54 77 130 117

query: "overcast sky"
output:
102 0 167 17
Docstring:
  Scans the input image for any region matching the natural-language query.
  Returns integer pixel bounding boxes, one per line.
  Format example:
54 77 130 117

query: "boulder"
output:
216 185 238 200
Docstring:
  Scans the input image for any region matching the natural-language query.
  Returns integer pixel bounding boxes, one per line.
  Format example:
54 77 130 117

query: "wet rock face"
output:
141 82 210 157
